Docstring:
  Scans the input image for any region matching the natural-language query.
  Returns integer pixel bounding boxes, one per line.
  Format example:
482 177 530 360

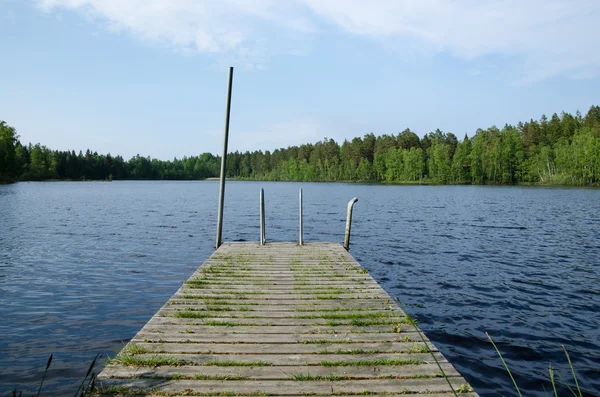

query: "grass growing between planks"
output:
316 295 341 300
296 312 393 320
204 306 233 311
180 296 259 305
294 306 384 312
111 344 184 367
205 361 270 367
193 374 246 380
172 308 256 317
111 355 184 367
293 286 348 291
302 339 359 344
186 278 208 286
186 279 269 286
203 320 263 326
407 343 431 353
173 311 219 319
318 348 380 355
325 318 408 327
320 358 425 367
292 373 344 381
178 294 249 300
316 344 429 355
318 348 396 355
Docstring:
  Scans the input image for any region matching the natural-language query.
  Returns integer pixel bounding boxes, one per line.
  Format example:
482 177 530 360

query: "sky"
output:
1 0 599 160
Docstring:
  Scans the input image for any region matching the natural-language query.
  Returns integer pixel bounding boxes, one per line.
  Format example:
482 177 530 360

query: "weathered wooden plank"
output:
194 269 372 273
167 300 396 310
186 277 376 282
121 352 446 366
172 293 391 300
132 332 427 343
140 319 416 332
157 308 403 317
161 309 403 317
178 289 386 296
128 341 436 354
148 312 404 324
181 285 383 291
101 394 477 397
170 297 392 305
95 378 469 394
101 362 454 379
190 273 374 279
200 265 363 269
183 279 378 285
204 263 361 266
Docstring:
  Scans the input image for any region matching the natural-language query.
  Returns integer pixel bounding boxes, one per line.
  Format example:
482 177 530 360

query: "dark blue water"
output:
0 181 598 396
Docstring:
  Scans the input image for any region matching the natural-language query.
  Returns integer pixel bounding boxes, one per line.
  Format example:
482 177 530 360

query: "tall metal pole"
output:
344 197 358 250
215 67 234 249
299 188 303 246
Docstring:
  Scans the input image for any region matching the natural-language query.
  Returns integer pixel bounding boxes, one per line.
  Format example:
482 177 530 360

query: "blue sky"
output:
1 0 599 160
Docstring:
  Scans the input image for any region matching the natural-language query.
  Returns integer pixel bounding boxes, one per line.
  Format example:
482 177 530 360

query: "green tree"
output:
361 133 376 164
383 148 403 181
470 129 487 184
499 126 524 184
427 140 451 183
397 129 420 150
0 121 18 181
584 105 600 130
451 134 471 183
403 147 425 181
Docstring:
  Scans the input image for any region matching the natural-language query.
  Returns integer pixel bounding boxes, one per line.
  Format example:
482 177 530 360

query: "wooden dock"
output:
96 242 477 396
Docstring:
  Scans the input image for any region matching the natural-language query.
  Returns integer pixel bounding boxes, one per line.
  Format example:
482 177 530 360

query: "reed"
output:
486 333 584 397
12 353 99 397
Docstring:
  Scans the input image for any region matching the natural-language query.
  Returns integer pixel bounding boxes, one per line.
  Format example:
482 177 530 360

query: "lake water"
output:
0 181 598 396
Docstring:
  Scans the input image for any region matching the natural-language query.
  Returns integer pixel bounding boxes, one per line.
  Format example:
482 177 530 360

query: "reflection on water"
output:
0 181 599 396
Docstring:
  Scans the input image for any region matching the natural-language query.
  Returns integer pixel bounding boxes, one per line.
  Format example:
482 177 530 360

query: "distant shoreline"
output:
3 178 599 188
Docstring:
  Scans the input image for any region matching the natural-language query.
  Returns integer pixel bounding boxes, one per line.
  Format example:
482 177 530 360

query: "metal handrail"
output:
299 189 303 246
260 188 266 245
344 197 358 250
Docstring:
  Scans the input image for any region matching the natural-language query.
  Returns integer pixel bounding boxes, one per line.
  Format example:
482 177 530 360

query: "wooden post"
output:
215 67 234 249
344 197 358 250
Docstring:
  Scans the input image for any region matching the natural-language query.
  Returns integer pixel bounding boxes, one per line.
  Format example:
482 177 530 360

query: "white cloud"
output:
302 0 600 82
35 0 315 67
35 0 600 81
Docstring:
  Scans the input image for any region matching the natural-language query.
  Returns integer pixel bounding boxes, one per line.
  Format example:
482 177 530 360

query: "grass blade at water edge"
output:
36 354 53 397
84 375 96 397
549 364 558 397
563 345 582 397
74 353 100 396
486 332 522 397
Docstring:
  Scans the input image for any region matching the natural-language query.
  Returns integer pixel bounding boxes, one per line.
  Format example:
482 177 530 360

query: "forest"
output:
1 105 599 185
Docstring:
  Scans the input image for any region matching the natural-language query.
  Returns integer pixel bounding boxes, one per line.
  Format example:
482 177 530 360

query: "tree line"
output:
0 122 221 183
1 105 599 185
